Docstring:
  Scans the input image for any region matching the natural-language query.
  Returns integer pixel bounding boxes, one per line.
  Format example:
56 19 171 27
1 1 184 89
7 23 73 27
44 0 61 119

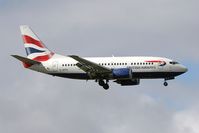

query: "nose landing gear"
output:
163 81 168 86
163 77 174 86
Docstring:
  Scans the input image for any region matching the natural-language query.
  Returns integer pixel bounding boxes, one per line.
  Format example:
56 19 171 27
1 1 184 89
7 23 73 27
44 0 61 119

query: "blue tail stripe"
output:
25 47 45 55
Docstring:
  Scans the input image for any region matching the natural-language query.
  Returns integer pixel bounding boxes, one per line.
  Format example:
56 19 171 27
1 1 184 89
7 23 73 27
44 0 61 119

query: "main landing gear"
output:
98 79 109 90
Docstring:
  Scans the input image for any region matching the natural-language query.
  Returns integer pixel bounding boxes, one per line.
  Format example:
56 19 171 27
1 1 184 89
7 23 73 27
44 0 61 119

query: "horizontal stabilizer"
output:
11 55 41 65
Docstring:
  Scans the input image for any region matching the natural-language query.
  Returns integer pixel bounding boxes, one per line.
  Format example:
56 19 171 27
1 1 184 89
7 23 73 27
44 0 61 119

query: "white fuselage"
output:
29 54 187 80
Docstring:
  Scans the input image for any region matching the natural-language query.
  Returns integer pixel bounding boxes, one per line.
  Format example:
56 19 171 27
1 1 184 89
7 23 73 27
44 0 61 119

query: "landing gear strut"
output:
98 79 109 90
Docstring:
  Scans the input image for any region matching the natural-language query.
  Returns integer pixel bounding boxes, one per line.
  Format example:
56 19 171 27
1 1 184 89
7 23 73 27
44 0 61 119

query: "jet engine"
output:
112 68 132 79
114 79 140 86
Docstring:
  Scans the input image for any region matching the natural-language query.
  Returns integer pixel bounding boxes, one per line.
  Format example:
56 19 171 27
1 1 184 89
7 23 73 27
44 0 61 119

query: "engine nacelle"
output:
112 68 132 79
115 79 140 86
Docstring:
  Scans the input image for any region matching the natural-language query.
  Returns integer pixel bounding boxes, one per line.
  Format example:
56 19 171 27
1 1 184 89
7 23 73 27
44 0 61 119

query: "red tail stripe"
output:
23 62 32 68
22 35 45 48
22 53 54 68
32 53 54 62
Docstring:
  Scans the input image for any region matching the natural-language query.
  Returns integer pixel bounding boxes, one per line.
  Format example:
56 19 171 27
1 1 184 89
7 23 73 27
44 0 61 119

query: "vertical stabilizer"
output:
20 25 54 62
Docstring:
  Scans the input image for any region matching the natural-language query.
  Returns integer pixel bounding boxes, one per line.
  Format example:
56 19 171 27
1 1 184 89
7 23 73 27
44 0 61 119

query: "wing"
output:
69 55 112 78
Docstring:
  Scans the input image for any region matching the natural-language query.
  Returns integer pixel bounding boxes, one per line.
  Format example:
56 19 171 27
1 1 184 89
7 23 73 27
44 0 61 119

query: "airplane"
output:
12 25 188 90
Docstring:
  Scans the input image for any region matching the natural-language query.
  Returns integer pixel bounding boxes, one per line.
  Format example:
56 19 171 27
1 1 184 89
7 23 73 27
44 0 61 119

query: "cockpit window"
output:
169 61 179 65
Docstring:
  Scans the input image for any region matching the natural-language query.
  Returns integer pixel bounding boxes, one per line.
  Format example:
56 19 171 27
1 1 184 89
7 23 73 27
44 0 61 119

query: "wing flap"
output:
76 62 92 72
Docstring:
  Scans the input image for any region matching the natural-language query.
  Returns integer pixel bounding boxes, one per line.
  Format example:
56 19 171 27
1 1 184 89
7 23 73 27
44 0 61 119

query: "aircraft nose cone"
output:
181 65 188 73
184 67 188 72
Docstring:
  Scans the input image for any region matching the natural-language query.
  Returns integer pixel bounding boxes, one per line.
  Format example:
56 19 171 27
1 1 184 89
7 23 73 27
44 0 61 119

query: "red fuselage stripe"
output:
145 60 162 63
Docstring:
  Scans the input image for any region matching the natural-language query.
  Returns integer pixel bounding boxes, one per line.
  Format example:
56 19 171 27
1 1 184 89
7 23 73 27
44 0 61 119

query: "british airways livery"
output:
12 25 188 90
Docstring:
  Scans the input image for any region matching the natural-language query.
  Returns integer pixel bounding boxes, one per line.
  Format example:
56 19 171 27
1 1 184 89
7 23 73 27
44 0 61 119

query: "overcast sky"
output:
0 0 199 133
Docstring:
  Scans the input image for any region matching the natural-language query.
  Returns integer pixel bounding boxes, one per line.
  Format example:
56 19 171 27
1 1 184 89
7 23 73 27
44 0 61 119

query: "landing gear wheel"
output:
103 84 109 90
164 82 168 86
98 79 109 90
99 80 105 86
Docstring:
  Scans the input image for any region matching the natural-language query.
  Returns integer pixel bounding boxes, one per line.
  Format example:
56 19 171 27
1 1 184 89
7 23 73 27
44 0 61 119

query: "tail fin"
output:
20 25 54 62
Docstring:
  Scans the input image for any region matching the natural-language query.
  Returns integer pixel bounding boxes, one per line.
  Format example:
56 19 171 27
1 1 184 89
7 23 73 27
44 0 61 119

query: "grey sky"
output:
0 0 199 133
